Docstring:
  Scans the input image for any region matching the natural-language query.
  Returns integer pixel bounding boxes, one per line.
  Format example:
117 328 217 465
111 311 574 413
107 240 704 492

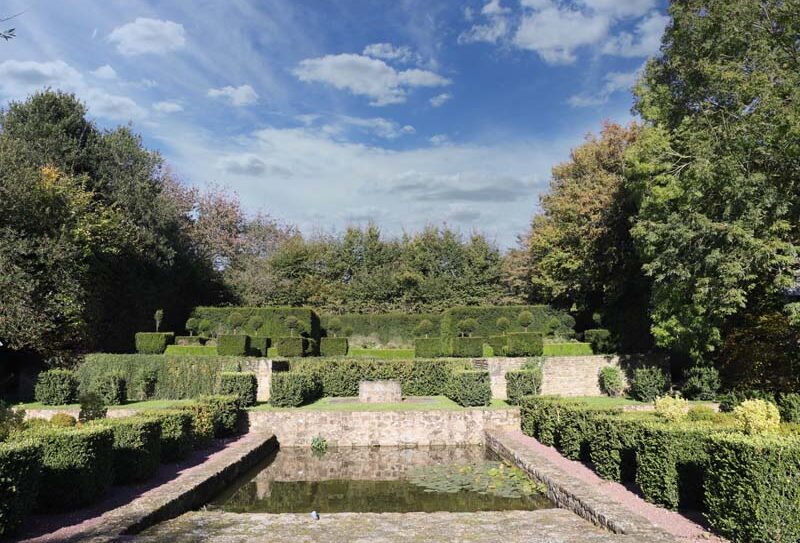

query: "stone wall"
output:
246 408 520 447
540 354 663 397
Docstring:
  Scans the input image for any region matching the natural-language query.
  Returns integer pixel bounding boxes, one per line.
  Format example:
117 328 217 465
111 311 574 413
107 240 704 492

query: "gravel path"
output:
502 430 727 543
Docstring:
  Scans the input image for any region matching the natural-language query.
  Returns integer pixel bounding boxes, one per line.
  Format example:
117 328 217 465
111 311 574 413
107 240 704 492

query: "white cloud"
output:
153 100 184 113
602 12 669 57
458 0 511 44
91 64 117 80
338 116 415 139
429 134 450 145
293 53 450 106
207 84 259 106
568 68 640 107
429 93 452 107
108 18 186 56
581 0 656 18
363 43 414 63
0 59 146 121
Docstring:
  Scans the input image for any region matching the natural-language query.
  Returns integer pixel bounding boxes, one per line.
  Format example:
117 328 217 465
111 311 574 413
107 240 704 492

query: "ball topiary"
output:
517 310 534 332
49 413 77 427
414 319 435 338
457 318 479 337
185 317 199 336
226 311 245 332
496 317 511 334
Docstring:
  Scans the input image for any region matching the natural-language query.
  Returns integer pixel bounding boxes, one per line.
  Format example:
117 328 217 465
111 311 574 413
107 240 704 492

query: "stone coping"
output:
485 428 677 542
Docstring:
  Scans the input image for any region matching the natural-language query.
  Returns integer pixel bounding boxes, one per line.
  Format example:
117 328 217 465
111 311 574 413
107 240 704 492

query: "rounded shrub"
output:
517 310 534 332
654 396 689 422
198 318 212 336
681 366 720 400
446 370 491 407
226 311 245 331
34 369 78 405
49 413 77 427
495 317 510 334
598 366 624 397
629 367 669 402
78 392 107 423
584 329 613 353
141 410 193 462
245 315 264 334
414 319 435 338
327 317 343 337
185 317 199 335
457 318 479 337
733 399 781 435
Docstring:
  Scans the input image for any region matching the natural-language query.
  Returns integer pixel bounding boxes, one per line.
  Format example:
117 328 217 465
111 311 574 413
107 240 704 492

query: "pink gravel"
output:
504 430 727 543
13 435 249 543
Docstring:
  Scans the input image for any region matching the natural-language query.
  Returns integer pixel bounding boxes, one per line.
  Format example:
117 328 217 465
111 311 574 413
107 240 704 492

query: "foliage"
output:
0 440 42 537
504 333 544 357
0 402 25 441
190 307 319 341
181 403 214 449
217 334 250 356
446 370 490 407
164 345 218 356
598 366 624 397
687 405 729 425
34 369 78 405
449 337 483 358
414 319 435 338
506 368 542 405
629 367 669 402
456 318 478 337
440 305 574 339
270 372 321 407
681 366 720 401
141 410 193 462
191 395 241 438
135 332 175 354
778 394 800 424
78 392 107 423
414 338 443 358
154 309 164 332
321 313 441 346
733 400 781 435
320 337 348 357
496 317 510 334
717 390 777 413
310 435 328 455
583 329 613 353
49 413 77 428
541 342 593 356
249 336 270 357
275 337 309 357
185 317 199 335
220 372 258 407
226 311 245 332
516 310 533 331
654 396 689 423
91 416 161 484
95 373 126 405
588 414 652 483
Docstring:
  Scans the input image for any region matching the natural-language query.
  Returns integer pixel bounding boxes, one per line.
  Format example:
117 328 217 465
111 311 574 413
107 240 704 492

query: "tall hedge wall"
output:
320 312 442 344
440 305 575 338
190 306 320 339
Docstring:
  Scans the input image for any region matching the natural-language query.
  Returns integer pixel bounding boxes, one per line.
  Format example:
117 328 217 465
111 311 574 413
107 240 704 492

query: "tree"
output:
496 317 510 335
327 317 343 338
517 311 533 332
457 318 478 337
154 309 164 332
185 318 199 336
226 311 244 332
415 319 435 338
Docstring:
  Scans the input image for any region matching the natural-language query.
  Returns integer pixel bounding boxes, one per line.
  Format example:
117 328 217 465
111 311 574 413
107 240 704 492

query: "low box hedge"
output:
450 337 484 358
446 370 491 407
505 369 542 405
197 395 241 438
0 440 42 537
542 342 594 357
135 332 175 354
92 417 161 484
220 372 258 407
34 369 78 405
505 333 544 357
275 337 309 357
249 336 270 357
164 345 218 356
414 338 443 358
270 372 321 407
217 334 251 356
320 337 348 357
588 413 654 483
28 425 114 511
141 410 193 462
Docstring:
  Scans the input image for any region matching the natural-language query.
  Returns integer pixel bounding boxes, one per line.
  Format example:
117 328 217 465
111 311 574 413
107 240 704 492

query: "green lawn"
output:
249 396 513 412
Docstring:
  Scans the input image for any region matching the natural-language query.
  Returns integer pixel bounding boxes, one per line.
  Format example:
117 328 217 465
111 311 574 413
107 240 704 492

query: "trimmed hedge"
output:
505 333 544 357
92 417 161 484
320 337 349 357
705 433 800 543
450 337 483 358
446 370 491 407
583 329 613 353
320 312 442 344
217 335 250 356
589 413 654 482
414 338 443 358
220 372 258 407
249 336 270 357
275 337 309 357
270 372 321 407
542 342 593 357
196 395 241 438
506 369 542 405
141 410 193 462
135 332 175 354
95 373 126 405
164 345 218 356
28 426 114 511
34 369 78 405
175 335 205 345
0 440 42 537
441 305 575 338
190 306 320 340
486 335 507 356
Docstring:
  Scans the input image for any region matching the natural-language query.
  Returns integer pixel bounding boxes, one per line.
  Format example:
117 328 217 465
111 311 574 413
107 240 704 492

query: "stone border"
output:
485 428 677 542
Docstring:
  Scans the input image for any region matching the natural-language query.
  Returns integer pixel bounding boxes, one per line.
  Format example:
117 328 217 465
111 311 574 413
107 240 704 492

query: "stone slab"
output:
358 380 402 403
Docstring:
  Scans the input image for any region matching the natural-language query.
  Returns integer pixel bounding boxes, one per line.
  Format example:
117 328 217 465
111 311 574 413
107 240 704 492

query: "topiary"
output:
198 318 212 336
496 317 510 335
629 367 669 402
226 311 245 332
285 316 299 337
654 396 689 422
245 315 264 334
681 366 721 400
733 399 781 435
154 309 164 332
95 373 126 405
414 319 435 338
78 392 107 423
185 317 199 336
598 366 624 397
457 318 479 337
327 317 343 337
49 413 77 427
517 310 533 332
34 369 78 405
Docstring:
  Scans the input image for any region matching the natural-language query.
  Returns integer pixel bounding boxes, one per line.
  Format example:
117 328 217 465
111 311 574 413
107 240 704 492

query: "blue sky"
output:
0 0 668 247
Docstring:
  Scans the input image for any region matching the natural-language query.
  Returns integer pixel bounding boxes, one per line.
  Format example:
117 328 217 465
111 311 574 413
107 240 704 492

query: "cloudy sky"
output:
0 0 668 247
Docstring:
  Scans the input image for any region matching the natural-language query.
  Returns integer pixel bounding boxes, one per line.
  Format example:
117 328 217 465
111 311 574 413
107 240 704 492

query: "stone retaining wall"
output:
247 408 520 447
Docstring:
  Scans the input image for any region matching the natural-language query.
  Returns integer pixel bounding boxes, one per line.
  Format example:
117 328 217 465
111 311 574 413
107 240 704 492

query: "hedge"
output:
486 335 507 356
92 417 161 484
583 329 613 353
220 372 258 407
441 305 574 338
141 410 193 462
542 342 593 357
0 440 41 537
175 335 205 345
135 332 175 354
217 334 251 356
249 336 270 357
190 306 320 340
34 369 78 405
446 370 491 407
320 337 348 357
164 345 218 356
414 338 443 358
705 433 800 543
450 337 483 358
270 372 321 407
196 395 241 438
505 333 544 357
27 426 114 511
588 413 655 482
94 373 126 405
506 369 542 405
275 337 309 357
320 312 442 344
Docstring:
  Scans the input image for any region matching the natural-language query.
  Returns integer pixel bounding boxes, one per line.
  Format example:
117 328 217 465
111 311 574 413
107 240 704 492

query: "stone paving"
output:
127 510 645 543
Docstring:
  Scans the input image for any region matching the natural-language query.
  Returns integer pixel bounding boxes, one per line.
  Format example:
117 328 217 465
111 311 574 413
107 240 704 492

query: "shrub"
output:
321 312 440 345
599 366 625 397
718 389 776 413
226 311 245 331
95 373 126 405
275 337 308 357
441 305 574 338
0 440 42 537
733 399 781 435
141 410 193 462
34 369 77 405
542 342 593 356
506 369 542 405
705 433 800 543
457 318 479 337
245 316 264 334
135 332 175 354
0 402 25 441
486 335 507 356
198 318 212 335
270 372 321 407
50 413 77 427
164 345 218 356
517 310 534 331
446 370 490 407
220 372 258 407
311 436 328 454
496 317 510 334
778 393 800 423
78 392 107 423
185 317 199 335
687 405 729 424
629 367 669 402
249 336 270 357
217 334 250 357
320 337 348 357
414 319 435 338
196 396 241 438
588 414 652 483
450 337 483 358
654 396 689 423
584 329 613 353
175 335 205 345
28 425 114 511
136 368 158 400
92 417 161 484
181 403 214 449
505 333 544 357
681 366 720 401
414 338 443 358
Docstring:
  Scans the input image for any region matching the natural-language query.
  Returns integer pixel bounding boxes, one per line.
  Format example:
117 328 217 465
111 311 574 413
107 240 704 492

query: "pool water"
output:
208 446 554 514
